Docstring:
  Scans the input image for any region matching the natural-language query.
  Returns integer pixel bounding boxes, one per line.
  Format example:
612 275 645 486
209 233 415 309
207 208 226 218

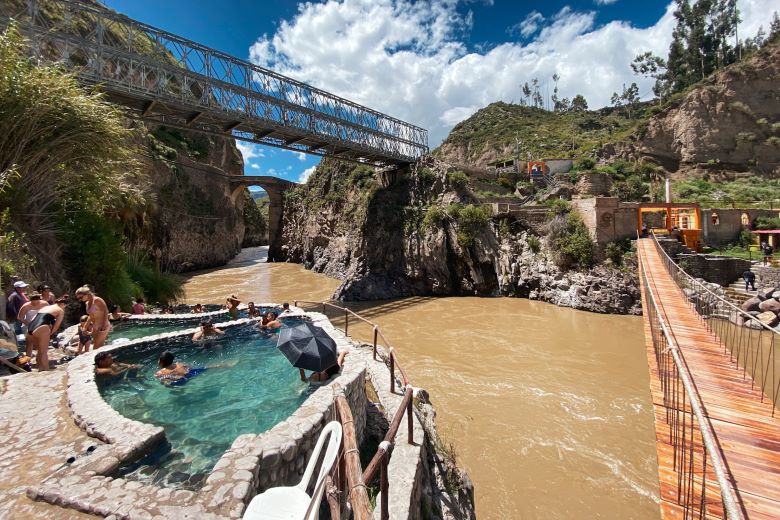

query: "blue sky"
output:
101 0 774 187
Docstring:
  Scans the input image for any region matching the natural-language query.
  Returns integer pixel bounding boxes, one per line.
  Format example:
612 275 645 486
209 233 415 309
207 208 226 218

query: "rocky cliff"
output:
604 44 780 177
281 158 640 314
128 125 251 272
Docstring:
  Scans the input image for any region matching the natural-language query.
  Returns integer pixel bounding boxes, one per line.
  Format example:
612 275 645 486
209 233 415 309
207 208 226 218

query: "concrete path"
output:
0 370 101 519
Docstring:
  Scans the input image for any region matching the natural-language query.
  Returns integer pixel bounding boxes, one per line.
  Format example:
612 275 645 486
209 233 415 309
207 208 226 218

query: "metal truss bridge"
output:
1 0 429 166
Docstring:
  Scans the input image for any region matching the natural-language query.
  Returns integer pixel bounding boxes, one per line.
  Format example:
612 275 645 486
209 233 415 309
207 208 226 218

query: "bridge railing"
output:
293 300 414 520
650 233 779 416
3 0 428 164
638 242 745 519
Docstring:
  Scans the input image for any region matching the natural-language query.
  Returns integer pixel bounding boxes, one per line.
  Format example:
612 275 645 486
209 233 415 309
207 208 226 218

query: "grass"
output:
433 101 651 163
702 246 759 261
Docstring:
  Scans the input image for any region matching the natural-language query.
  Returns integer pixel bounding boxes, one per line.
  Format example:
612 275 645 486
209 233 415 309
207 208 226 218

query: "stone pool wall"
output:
26 308 448 519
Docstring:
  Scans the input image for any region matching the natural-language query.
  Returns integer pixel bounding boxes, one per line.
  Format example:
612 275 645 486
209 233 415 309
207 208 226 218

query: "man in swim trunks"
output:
75 286 111 349
94 351 142 377
191 319 224 341
27 295 69 371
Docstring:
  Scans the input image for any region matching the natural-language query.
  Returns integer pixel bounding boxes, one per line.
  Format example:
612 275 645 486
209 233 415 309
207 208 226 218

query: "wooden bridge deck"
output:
638 239 780 519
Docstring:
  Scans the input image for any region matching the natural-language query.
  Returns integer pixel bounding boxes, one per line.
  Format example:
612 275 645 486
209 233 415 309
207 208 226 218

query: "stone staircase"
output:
725 279 754 306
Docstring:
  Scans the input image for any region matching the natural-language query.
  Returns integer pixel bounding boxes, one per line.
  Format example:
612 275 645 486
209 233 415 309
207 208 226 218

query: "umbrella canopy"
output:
276 321 337 373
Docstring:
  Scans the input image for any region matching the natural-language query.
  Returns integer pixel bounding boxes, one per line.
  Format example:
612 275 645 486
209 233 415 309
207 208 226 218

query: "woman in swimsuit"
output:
27 295 69 371
75 286 111 349
17 292 48 357
299 351 348 383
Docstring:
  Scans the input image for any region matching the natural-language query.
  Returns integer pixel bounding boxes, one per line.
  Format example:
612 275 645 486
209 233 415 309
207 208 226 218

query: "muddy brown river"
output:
182 247 660 519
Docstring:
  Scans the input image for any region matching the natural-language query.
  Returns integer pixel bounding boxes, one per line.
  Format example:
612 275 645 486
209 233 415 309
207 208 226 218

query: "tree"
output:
522 82 532 105
611 83 640 118
767 12 780 45
570 94 588 111
632 51 670 101
531 78 543 108
551 73 560 112
664 0 740 93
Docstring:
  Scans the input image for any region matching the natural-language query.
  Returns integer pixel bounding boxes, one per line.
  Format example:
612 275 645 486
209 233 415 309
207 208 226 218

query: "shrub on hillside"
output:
612 175 648 201
545 212 594 269
604 239 632 266
447 171 469 189
454 204 491 247
545 199 572 216
423 205 447 229
574 157 596 170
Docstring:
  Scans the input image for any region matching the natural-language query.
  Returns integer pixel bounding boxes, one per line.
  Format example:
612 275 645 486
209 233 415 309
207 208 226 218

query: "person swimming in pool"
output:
191 319 224 341
94 351 142 377
257 312 282 333
154 351 234 385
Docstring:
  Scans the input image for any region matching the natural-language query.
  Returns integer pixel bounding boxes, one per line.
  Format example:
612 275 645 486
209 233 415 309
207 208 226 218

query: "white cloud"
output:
298 166 316 183
297 152 306 161
248 0 775 147
509 11 545 39
250 163 260 169
236 141 265 163
594 0 619 5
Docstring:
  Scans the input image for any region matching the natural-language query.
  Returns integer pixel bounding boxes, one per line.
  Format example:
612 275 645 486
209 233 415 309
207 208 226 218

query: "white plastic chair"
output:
243 420 343 520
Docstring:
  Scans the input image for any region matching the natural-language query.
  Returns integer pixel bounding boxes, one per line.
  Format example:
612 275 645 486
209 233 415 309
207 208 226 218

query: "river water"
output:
182 247 660 519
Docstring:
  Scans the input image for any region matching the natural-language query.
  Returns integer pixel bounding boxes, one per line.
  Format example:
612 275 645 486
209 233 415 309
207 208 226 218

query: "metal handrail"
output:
638 241 745 519
651 233 779 335
650 233 779 412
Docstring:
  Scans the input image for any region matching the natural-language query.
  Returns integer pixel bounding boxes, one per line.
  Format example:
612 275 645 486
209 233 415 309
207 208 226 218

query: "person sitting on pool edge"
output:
192 319 224 341
94 351 142 377
300 351 348 383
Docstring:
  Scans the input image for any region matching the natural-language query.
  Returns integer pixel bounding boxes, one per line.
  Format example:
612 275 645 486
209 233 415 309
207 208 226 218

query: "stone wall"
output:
571 197 639 245
676 254 751 286
575 173 612 196
750 265 780 289
543 158 573 174
701 208 780 246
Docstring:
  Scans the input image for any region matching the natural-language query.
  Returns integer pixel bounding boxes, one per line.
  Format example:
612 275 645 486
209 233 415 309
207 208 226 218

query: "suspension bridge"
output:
638 235 780 519
0 0 429 166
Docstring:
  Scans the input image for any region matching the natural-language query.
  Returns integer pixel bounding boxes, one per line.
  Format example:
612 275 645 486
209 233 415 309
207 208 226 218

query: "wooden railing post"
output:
380 452 389 520
345 309 349 336
407 391 414 444
389 349 395 394
373 325 378 360
334 394 373 520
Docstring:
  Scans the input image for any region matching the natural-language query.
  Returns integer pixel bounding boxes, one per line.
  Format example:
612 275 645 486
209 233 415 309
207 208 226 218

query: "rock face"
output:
282 158 641 315
605 44 780 176
130 126 250 272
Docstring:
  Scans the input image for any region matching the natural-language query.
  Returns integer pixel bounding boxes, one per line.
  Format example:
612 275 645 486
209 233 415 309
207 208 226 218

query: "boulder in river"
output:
741 296 762 313
758 299 780 314
755 311 779 328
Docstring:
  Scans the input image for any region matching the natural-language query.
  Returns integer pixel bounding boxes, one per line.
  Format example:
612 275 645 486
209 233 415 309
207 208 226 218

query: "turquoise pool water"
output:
107 307 276 343
99 323 311 489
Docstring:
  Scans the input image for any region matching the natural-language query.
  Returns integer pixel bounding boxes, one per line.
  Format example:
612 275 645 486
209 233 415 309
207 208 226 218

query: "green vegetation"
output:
526 235 541 253
0 25 185 305
446 170 469 189
674 177 780 203
0 208 33 282
447 204 491 247
545 212 595 269
151 126 210 159
754 216 780 230
422 205 447 229
436 102 649 162
417 166 436 187
126 256 184 304
604 239 632 266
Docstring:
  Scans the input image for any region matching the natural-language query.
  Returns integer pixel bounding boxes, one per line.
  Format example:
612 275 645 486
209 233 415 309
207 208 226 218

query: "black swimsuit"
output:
28 312 56 334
